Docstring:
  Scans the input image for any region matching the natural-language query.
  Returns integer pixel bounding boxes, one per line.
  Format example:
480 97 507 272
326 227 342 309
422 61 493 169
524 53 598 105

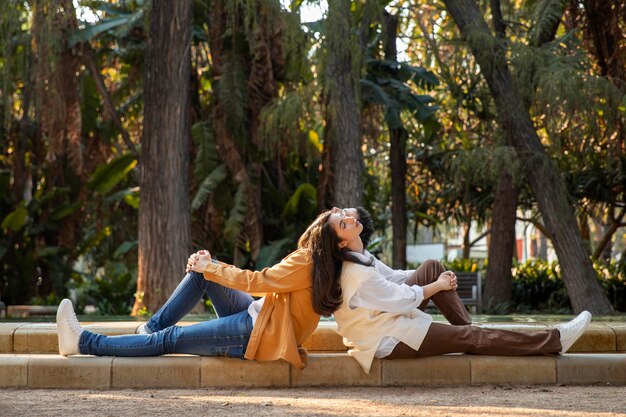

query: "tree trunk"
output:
390 127 408 268
383 11 407 269
441 0 614 314
324 0 363 208
133 0 192 315
485 172 517 312
583 0 625 82
462 220 471 260
483 0 516 311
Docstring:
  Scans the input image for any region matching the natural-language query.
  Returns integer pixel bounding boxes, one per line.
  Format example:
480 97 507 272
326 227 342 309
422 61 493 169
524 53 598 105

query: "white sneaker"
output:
556 311 592 354
136 323 152 334
56 299 83 356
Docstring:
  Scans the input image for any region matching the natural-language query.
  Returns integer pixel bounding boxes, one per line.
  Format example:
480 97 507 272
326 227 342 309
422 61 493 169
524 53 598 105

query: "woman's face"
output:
328 209 363 250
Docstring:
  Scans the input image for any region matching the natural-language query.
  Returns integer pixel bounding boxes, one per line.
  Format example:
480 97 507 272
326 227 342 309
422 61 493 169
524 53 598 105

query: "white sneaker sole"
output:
57 299 80 356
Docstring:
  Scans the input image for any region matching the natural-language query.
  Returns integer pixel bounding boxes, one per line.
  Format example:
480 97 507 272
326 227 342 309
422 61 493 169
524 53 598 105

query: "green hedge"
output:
510 260 570 313
511 259 626 313
440 258 626 313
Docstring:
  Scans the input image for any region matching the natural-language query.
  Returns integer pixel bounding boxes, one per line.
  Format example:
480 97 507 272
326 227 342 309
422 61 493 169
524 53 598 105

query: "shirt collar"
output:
346 250 375 264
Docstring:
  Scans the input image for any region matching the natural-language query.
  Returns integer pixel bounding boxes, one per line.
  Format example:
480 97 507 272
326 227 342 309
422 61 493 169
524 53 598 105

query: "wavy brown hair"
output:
299 210 372 316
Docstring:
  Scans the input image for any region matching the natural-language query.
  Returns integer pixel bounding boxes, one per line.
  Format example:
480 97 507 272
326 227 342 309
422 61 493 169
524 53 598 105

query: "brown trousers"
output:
387 260 561 359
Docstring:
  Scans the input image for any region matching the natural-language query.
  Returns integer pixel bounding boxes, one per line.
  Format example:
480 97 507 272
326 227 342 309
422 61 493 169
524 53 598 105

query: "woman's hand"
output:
186 250 212 273
436 271 458 292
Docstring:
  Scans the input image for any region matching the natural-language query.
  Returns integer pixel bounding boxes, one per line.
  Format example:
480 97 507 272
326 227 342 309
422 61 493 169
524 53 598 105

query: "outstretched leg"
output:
58 298 254 358
387 323 561 359
80 309 253 358
406 260 472 325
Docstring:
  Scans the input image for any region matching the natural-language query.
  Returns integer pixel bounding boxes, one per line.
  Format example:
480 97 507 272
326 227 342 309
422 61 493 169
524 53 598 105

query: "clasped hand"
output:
437 270 458 291
186 250 212 273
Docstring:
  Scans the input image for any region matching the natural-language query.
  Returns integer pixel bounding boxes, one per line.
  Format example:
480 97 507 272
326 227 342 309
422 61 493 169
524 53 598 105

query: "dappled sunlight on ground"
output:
1 386 625 416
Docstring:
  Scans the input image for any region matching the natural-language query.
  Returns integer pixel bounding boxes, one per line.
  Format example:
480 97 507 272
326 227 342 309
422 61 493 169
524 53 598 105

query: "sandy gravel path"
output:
1 385 625 416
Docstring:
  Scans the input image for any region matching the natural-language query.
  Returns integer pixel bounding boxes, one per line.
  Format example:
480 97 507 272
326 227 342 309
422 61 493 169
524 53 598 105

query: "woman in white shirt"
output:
311 208 591 374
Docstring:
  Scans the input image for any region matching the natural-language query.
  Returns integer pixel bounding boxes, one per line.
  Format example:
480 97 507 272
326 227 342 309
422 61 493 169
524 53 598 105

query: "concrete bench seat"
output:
1 352 625 389
1 321 625 354
4 305 58 318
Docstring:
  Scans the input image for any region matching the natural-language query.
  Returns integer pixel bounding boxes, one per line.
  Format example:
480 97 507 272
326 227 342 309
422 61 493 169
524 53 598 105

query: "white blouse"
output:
346 251 423 357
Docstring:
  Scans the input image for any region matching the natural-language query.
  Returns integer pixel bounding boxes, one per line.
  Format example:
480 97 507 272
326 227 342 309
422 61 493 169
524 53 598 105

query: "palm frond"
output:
282 182 317 218
282 8 313 82
219 51 248 144
259 91 304 154
361 78 393 108
224 181 248 242
255 237 293 269
191 164 228 211
191 121 218 180
259 84 317 159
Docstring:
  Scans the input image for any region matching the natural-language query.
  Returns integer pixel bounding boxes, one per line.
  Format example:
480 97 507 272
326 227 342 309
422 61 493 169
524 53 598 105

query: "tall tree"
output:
484 0 517 311
133 0 192 314
321 0 363 208
484 0 572 311
441 0 614 314
484 169 517 310
382 11 408 269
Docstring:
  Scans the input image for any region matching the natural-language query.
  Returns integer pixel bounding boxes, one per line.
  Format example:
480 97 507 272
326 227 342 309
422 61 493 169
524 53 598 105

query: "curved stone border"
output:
1 353 625 388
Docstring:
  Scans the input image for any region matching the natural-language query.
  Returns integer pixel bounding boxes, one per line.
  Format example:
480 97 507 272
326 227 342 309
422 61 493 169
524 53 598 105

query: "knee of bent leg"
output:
188 271 204 281
422 259 445 275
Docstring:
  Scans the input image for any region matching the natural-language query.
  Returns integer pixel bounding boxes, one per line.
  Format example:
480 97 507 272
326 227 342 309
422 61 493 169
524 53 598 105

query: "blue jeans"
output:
79 271 255 358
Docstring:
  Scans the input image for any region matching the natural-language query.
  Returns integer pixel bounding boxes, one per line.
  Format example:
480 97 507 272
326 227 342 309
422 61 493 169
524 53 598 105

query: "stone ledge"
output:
112 355 201 388
470 355 556 385
608 324 626 351
291 353 381 387
556 353 626 384
382 354 471 386
302 321 346 352
1 353 624 389
0 354 29 387
28 354 113 389
1 321 622 354
0 323 26 353
11 322 145 353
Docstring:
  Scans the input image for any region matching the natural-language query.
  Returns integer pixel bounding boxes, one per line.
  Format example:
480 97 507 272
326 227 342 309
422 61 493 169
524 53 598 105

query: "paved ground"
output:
1 385 625 416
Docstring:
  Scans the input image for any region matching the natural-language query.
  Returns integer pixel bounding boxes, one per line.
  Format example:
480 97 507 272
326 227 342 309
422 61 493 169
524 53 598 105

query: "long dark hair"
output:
299 210 373 317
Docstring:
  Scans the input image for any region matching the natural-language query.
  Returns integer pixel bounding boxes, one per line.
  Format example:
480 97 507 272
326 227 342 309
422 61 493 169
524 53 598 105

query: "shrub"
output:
511 259 570 313
414 257 626 313
596 259 626 312
70 261 137 315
